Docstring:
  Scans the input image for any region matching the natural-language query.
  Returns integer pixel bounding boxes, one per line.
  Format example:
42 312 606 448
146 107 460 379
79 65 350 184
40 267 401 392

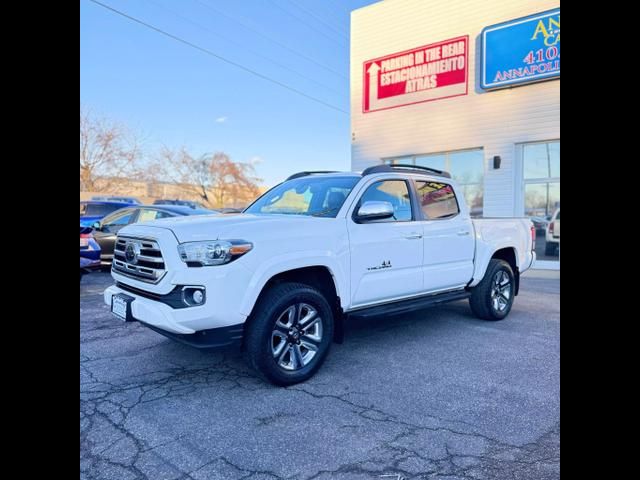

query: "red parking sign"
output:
363 36 469 113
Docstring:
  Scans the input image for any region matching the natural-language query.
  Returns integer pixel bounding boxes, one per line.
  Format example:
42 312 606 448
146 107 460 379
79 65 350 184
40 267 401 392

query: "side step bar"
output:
346 289 470 319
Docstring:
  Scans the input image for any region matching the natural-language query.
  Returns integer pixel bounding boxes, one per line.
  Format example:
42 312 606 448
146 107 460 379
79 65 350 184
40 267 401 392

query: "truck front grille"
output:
112 236 166 283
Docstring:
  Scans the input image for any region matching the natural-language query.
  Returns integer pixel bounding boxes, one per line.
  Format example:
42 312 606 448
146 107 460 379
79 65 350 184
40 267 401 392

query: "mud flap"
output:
333 311 344 344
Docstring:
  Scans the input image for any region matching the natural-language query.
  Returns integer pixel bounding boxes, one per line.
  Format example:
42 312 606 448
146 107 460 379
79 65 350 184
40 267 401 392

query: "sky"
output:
80 0 378 187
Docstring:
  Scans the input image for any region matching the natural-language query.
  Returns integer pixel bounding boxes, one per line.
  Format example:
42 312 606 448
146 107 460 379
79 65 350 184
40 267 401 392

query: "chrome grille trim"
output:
112 235 166 284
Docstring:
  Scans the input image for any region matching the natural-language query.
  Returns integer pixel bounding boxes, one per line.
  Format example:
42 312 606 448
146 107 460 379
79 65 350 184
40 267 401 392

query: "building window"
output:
521 140 560 262
523 141 560 218
384 148 484 216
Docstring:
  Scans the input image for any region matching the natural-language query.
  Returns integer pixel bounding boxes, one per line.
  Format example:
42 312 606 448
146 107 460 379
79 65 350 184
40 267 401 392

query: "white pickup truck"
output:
105 165 535 385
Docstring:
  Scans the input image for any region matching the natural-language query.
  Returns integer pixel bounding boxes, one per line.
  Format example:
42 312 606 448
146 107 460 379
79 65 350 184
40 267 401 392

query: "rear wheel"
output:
244 282 334 386
469 259 515 321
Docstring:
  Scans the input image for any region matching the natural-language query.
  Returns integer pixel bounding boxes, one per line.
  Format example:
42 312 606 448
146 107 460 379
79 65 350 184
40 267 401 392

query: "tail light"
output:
80 233 90 248
549 222 554 234
530 225 536 251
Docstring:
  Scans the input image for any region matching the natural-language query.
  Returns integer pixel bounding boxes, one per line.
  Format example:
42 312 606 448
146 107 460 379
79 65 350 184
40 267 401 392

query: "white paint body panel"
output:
104 173 534 335
348 220 424 307
421 214 475 292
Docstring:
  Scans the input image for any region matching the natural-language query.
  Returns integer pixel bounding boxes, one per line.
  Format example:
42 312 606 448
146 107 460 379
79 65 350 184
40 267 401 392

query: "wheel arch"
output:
490 247 520 296
244 265 344 343
471 246 520 295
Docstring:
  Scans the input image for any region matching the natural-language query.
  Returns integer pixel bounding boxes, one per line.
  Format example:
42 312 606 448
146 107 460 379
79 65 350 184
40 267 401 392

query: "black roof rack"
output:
361 164 451 178
286 171 339 181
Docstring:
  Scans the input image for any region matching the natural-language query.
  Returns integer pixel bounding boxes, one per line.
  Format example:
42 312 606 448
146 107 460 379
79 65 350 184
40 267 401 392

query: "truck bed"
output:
469 217 535 286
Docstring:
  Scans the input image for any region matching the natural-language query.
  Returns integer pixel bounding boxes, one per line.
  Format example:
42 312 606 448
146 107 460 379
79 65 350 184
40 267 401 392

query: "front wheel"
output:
469 259 515 321
244 282 334 386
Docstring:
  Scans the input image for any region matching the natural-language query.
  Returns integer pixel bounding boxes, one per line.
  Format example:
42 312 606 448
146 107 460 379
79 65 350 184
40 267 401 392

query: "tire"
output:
545 242 556 256
244 282 334 386
469 259 515 321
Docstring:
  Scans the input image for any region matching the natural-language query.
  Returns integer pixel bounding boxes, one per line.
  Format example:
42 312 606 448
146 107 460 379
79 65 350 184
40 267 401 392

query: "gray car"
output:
91 205 217 269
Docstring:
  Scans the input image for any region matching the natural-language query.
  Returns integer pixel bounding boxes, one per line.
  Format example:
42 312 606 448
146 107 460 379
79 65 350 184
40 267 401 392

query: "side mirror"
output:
92 221 101 230
356 201 394 221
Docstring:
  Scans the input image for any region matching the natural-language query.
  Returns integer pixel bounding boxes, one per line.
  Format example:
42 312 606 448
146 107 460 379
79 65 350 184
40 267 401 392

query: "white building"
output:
350 0 559 268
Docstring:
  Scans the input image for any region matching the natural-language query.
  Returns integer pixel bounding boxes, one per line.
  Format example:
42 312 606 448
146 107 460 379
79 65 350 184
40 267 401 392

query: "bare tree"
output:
80 107 141 192
151 147 210 202
209 152 261 207
152 148 261 208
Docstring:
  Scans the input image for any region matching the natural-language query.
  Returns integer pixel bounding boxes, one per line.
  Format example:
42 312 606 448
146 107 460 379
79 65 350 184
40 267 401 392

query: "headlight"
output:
177 240 253 266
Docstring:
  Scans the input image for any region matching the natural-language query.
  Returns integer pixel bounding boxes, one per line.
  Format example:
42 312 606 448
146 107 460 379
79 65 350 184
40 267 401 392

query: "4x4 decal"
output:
367 260 392 271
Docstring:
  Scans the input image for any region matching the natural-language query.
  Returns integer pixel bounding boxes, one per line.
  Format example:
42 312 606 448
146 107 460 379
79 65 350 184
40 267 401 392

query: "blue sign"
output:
481 8 560 90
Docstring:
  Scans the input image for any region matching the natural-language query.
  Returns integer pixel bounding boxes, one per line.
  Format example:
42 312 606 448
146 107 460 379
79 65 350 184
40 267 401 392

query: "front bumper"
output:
142 322 243 349
104 284 246 349
104 283 248 335
104 224 253 344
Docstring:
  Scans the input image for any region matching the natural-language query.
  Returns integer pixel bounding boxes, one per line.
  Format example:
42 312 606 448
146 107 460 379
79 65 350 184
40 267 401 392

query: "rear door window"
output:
415 181 460 219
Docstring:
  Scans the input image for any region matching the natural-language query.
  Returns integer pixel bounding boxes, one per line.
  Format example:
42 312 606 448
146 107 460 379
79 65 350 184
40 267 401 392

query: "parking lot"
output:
80 271 559 480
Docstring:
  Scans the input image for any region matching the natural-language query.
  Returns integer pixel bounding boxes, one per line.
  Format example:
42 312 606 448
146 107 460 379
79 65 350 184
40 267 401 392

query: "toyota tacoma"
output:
104 165 536 385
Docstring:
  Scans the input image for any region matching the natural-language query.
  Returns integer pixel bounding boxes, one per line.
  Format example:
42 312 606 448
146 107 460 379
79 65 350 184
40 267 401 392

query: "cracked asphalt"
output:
80 271 559 480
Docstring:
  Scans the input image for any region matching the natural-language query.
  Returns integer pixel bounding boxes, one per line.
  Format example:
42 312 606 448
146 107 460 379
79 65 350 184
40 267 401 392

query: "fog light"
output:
192 289 204 304
182 287 206 307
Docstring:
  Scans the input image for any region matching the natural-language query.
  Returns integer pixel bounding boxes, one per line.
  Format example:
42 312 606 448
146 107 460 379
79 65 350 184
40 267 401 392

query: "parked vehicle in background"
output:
220 207 244 214
153 199 206 209
80 200 138 227
104 165 535 386
530 216 550 235
92 195 142 204
545 208 560 255
92 205 216 268
80 226 101 281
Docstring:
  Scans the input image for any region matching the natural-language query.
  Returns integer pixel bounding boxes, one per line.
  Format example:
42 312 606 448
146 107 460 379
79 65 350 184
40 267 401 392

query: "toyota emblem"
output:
125 242 140 264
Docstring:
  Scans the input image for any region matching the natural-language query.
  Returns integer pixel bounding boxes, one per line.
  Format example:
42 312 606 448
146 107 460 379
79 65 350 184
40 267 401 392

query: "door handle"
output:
457 230 470 236
404 233 423 239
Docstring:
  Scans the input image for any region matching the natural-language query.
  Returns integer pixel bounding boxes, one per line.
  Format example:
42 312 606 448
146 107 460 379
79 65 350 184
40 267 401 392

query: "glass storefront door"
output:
521 141 560 264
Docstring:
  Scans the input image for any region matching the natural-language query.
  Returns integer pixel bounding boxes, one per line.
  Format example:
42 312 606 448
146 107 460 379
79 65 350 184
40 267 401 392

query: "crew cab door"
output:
413 180 475 291
347 179 424 307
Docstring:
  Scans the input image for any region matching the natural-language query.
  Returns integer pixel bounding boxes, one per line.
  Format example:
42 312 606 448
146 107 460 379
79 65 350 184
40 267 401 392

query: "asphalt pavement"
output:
80 270 559 480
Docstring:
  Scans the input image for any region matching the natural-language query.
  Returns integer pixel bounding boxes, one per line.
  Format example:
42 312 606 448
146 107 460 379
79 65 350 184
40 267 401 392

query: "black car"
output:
90 205 216 269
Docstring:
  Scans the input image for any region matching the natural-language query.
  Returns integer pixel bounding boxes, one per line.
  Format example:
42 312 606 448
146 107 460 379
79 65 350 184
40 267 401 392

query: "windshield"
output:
245 176 359 217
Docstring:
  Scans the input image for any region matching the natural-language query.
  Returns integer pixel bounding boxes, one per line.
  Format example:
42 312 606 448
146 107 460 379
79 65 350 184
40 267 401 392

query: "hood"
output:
120 213 327 243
